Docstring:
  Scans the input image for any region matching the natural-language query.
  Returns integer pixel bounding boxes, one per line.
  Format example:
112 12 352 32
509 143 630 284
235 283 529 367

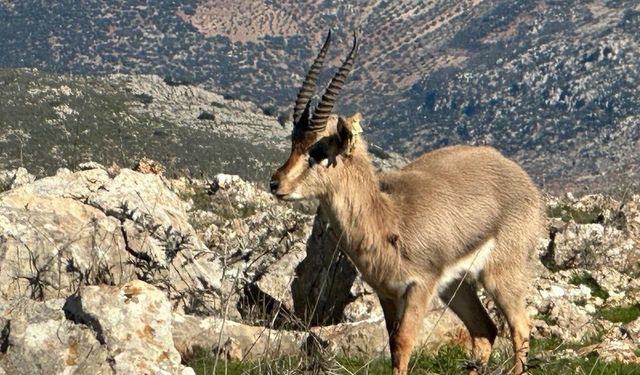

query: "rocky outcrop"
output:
65 280 192 375
531 193 640 363
1 165 639 372
1 280 193 375
0 165 223 312
544 193 640 274
0 167 34 192
0 297 111 375
172 306 467 361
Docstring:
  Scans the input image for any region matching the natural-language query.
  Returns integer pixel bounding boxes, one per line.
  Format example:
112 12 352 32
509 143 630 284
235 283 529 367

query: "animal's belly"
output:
437 237 496 292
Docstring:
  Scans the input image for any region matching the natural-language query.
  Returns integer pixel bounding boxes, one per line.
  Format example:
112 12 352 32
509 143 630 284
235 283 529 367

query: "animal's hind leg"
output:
481 259 531 374
439 279 497 374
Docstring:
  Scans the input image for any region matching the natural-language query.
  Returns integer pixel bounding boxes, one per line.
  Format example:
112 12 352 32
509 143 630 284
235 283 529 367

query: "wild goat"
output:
270 31 544 375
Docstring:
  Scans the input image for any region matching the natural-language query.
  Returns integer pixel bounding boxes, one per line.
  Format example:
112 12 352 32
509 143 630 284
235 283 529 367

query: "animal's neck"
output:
321 153 398 253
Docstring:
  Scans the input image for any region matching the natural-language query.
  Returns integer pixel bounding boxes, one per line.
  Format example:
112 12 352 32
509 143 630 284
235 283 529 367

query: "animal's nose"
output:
269 180 279 193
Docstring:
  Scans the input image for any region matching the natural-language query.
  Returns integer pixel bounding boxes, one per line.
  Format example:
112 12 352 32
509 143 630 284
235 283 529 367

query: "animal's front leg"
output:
389 282 434 375
379 296 398 337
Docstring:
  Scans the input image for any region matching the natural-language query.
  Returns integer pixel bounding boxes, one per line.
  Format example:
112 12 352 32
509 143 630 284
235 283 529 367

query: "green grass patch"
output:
187 341 640 375
187 346 332 375
531 352 640 375
569 271 610 300
530 335 565 352
338 345 470 374
530 332 606 354
599 304 640 324
547 204 603 224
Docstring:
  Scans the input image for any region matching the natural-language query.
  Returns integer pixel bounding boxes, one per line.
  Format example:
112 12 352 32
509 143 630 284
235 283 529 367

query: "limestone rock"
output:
65 280 192 375
529 270 604 341
0 167 35 192
0 298 111 375
597 318 640 364
195 174 313 324
172 307 467 361
173 313 305 360
545 193 640 274
0 167 223 312
623 194 640 241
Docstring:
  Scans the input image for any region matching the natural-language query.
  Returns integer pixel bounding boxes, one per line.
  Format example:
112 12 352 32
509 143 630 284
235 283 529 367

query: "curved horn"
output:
293 30 332 125
309 32 358 132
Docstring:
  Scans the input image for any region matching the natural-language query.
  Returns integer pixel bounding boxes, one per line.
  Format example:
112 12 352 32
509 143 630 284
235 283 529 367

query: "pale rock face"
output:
172 307 466 361
0 192 128 301
1 281 194 375
0 167 223 312
552 222 605 267
623 194 640 241
0 167 35 192
65 280 191 375
0 298 111 375
546 193 640 274
172 313 305 360
525 270 598 342
598 318 640 364
591 268 640 306
194 172 314 321
529 193 640 363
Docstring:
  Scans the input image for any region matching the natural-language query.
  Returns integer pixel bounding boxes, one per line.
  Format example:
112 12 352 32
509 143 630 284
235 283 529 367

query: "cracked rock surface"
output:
0 166 222 312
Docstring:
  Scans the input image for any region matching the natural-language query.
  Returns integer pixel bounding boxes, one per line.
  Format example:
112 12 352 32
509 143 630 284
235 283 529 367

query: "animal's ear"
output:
337 113 363 155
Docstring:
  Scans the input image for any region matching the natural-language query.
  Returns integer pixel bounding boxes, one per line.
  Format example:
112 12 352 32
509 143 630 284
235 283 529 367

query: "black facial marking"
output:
308 144 328 162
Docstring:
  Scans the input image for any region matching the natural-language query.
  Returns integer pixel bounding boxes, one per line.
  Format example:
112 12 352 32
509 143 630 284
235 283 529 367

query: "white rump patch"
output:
438 238 495 292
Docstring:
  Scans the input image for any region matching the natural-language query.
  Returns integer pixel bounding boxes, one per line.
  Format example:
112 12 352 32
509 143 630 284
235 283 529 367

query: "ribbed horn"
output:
309 31 358 132
293 31 332 125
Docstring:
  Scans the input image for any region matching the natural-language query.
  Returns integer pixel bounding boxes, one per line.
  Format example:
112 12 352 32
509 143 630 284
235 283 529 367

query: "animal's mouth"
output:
273 192 303 201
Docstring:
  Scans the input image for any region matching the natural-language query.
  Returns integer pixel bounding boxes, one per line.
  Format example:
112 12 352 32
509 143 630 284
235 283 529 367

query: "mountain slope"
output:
0 1 639 193
0 68 289 181
0 68 405 182
383 2 640 193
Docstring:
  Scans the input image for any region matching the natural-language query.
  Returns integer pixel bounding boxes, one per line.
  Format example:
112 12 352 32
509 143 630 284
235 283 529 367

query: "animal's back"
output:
379 145 544 266
390 145 541 215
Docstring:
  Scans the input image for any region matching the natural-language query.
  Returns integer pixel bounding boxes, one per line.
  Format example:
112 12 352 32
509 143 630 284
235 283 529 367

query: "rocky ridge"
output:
1 1 639 193
0 69 406 185
0 69 289 182
0 163 638 373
